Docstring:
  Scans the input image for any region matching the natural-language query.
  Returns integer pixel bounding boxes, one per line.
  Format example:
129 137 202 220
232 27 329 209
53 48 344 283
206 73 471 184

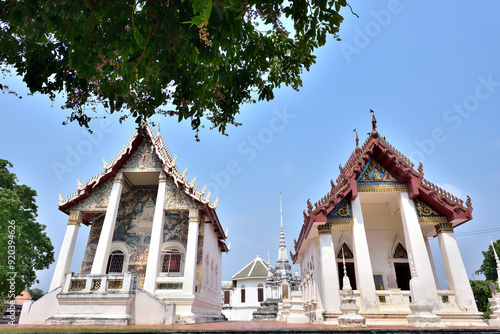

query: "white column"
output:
143 172 167 293
424 236 440 289
436 223 478 311
318 231 341 313
399 192 439 307
91 173 124 274
351 197 378 310
49 211 82 292
182 208 200 294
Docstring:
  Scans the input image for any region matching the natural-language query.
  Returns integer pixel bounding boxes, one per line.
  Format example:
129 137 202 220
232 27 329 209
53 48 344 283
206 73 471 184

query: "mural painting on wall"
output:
163 211 189 246
80 187 157 288
80 215 104 274
113 188 156 287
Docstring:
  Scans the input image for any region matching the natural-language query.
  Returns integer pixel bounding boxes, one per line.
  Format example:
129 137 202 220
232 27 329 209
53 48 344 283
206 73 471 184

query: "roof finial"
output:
58 191 64 205
353 128 359 150
370 109 379 138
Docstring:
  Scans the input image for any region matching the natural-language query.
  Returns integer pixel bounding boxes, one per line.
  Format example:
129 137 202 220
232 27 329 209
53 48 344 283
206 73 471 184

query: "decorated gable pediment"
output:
164 177 203 210
326 198 353 225
72 180 113 213
414 198 446 224
120 141 163 172
357 158 406 192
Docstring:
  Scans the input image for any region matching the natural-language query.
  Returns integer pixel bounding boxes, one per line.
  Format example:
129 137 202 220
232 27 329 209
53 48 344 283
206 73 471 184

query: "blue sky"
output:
2 0 500 291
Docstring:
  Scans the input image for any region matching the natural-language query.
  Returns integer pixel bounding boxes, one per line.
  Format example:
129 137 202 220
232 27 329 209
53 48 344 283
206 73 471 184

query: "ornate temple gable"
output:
119 141 163 172
164 177 203 210
57 123 227 248
414 198 447 225
291 113 473 263
71 180 113 213
356 158 407 193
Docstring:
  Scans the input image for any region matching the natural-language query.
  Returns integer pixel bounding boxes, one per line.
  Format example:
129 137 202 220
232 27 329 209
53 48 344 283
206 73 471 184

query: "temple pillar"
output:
143 172 167 293
424 236 440 289
436 223 478 311
91 173 124 274
351 197 378 310
183 209 200 294
49 211 82 291
399 192 439 307
318 229 341 316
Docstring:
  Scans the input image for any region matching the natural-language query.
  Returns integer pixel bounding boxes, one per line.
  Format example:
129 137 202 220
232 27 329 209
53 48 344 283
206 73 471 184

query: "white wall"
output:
198 220 223 314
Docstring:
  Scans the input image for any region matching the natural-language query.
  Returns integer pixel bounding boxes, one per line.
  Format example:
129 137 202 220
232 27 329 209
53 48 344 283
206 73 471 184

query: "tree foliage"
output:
476 239 500 281
0 0 348 138
469 280 493 318
0 159 54 299
27 287 45 301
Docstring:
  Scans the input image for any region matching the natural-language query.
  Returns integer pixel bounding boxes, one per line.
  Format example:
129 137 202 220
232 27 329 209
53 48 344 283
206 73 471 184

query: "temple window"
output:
106 250 124 273
257 284 264 302
160 242 185 277
224 290 230 305
106 242 130 273
241 285 246 303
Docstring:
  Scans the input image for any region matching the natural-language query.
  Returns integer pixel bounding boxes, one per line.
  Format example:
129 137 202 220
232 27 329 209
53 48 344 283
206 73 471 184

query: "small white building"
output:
291 116 484 326
20 123 229 325
222 255 274 321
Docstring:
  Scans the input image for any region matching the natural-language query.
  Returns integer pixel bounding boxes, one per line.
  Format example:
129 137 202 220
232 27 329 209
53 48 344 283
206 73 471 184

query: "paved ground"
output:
0 321 496 332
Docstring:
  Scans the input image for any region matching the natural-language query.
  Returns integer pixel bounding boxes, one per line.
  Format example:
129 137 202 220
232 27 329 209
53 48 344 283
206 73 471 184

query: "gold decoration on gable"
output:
336 243 354 259
327 200 354 225
357 160 406 193
359 160 398 183
393 243 408 259
415 199 447 225
357 183 407 193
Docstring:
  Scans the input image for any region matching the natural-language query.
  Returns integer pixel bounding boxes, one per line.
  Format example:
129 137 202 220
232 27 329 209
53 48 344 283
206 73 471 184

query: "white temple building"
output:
221 255 275 321
20 123 229 325
290 114 484 326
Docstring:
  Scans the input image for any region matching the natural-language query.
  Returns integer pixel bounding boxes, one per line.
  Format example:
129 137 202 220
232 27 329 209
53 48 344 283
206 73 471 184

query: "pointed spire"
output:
341 245 352 290
280 191 283 229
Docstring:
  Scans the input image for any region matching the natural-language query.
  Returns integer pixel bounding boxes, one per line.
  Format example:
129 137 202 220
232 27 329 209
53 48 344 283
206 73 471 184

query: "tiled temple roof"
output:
58 122 228 251
292 113 473 261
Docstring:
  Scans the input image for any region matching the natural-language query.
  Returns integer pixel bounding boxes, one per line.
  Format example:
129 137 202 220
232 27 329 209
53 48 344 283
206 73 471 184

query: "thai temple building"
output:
20 123 229 325
290 112 484 326
221 254 275 321
222 194 299 321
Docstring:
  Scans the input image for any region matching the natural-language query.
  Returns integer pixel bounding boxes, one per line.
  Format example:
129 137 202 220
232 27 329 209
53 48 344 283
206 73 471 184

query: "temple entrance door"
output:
394 263 411 290
337 262 357 290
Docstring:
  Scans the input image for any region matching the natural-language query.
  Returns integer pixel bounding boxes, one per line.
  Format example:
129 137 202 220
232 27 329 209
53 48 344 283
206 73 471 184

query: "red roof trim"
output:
292 133 473 262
